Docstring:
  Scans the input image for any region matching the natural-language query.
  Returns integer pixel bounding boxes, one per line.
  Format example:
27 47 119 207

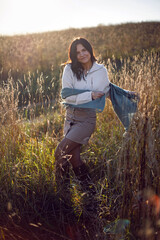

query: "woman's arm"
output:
101 66 110 100
92 91 105 100
62 65 93 105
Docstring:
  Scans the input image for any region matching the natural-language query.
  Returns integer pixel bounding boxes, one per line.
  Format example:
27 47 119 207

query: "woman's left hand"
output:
92 91 105 100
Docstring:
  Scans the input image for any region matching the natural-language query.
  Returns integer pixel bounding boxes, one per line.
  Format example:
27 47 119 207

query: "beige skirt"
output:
64 107 96 145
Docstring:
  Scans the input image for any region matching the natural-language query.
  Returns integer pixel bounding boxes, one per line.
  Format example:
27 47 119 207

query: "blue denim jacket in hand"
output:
61 83 139 131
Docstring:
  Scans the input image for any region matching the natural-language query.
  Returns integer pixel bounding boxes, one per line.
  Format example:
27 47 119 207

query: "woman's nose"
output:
79 51 84 57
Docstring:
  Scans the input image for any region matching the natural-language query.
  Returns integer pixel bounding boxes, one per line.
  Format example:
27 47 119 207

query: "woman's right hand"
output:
91 91 105 100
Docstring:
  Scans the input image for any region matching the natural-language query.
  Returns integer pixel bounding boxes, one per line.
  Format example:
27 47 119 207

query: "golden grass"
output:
0 50 159 239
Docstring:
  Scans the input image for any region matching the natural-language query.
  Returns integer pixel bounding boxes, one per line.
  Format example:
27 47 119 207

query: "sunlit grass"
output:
0 50 160 239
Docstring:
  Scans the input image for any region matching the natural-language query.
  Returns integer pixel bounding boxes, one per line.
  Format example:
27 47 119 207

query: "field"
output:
0 22 160 240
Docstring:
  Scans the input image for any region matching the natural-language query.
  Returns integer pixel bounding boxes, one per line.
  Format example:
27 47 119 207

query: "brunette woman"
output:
54 37 110 208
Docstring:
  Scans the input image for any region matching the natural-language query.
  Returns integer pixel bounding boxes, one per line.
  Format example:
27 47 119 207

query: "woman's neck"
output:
82 61 93 72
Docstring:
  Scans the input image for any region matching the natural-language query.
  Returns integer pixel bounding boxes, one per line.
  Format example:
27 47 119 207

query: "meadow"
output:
0 22 160 239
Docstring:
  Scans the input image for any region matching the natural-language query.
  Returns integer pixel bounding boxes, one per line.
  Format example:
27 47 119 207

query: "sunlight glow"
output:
0 0 70 35
0 0 160 35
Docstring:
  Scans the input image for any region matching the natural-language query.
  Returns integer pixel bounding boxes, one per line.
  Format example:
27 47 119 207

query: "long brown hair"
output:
67 37 97 80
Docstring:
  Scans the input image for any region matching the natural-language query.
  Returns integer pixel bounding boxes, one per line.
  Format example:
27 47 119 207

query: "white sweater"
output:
62 62 110 105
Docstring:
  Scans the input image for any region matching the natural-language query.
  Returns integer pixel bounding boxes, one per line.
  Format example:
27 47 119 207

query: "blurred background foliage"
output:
0 22 160 114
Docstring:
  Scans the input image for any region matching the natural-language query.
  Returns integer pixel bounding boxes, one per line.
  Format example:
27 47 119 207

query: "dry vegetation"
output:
0 22 160 240
0 22 160 75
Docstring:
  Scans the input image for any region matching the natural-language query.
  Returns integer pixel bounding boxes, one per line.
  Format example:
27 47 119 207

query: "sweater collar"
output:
89 62 103 73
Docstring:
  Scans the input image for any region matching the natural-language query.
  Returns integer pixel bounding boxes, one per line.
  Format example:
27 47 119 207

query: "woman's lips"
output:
80 56 87 61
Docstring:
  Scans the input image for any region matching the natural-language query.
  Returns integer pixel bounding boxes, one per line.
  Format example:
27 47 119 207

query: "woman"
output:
54 37 110 199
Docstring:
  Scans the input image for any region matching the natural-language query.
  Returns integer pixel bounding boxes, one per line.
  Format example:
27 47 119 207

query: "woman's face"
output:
76 44 92 66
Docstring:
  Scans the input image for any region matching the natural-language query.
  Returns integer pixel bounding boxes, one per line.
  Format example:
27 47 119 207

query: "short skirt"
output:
64 107 96 145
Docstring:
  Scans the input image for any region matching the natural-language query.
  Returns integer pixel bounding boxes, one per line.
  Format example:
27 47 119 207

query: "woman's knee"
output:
54 142 65 161
54 138 70 161
54 138 81 161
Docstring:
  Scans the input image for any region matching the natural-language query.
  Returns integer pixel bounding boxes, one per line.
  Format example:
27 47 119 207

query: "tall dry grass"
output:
92 51 160 239
0 51 159 239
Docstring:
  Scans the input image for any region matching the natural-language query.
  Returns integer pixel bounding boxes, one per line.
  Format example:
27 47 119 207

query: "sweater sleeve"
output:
101 66 110 98
62 65 92 105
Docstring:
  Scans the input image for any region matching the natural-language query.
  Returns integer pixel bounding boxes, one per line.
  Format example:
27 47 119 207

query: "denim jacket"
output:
61 83 139 131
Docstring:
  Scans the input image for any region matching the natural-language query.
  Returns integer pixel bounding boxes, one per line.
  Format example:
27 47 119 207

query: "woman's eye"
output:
76 49 87 56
